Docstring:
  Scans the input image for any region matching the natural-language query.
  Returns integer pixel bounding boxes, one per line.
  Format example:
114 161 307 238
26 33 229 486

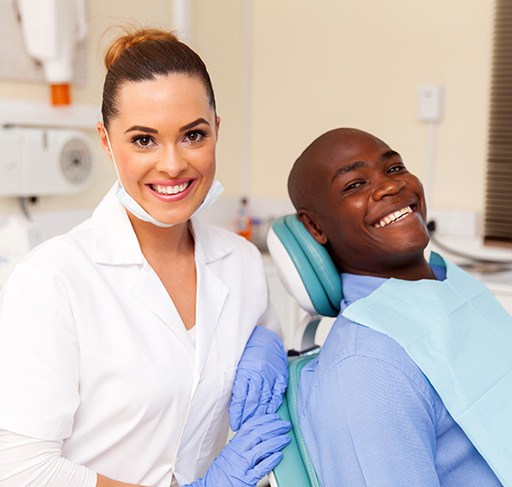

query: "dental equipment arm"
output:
16 0 87 105
229 326 289 431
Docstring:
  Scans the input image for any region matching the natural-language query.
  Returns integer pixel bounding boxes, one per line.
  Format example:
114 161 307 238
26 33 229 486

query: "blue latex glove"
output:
183 413 291 487
230 326 289 431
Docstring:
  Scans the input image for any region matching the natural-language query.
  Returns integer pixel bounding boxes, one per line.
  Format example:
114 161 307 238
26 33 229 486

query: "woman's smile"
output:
148 179 194 198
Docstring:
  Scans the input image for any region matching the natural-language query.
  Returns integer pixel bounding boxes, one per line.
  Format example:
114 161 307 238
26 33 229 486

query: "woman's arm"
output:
0 429 146 487
96 474 143 487
0 429 96 487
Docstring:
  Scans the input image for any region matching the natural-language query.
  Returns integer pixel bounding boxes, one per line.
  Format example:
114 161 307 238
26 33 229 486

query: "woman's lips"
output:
147 179 195 201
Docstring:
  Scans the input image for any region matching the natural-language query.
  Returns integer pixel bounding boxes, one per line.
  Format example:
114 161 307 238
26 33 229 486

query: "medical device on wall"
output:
16 0 88 106
0 126 93 196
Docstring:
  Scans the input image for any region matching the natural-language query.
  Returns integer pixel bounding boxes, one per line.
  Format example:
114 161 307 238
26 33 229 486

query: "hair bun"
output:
104 28 179 70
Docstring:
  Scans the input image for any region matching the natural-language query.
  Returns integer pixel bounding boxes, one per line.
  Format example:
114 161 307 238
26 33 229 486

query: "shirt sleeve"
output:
300 354 442 487
0 429 97 487
0 260 80 440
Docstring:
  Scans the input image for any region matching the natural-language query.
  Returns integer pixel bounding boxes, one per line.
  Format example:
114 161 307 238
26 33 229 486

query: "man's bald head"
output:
286 127 431 279
288 128 385 213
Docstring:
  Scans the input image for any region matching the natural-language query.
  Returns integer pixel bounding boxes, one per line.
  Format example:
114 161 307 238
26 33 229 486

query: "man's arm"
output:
300 354 441 487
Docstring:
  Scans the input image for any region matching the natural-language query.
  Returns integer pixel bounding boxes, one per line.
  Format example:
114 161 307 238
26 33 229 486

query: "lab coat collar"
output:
91 184 232 366
92 183 145 265
92 183 233 266
188 219 232 380
190 217 233 265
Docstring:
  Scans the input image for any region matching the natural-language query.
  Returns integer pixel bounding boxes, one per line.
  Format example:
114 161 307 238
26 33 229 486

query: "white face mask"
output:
104 130 223 228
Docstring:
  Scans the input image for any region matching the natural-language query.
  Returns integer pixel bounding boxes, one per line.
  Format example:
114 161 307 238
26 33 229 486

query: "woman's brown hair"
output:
101 28 216 129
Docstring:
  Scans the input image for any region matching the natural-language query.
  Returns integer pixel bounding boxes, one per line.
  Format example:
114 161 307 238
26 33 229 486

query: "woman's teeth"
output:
151 182 190 195
374 206 413 228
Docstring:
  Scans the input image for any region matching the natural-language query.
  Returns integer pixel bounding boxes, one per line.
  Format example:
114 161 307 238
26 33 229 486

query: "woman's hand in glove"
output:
230 326 289 432
184 413 291 487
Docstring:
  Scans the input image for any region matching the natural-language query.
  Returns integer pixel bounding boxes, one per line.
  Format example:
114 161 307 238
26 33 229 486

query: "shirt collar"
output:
340 252 447 310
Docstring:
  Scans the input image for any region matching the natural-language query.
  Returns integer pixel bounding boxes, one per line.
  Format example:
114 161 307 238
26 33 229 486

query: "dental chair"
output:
266 214 342 487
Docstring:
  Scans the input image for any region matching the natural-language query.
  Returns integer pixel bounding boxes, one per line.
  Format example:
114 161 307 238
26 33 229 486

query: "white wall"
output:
193 1 493 215
0 1 495 220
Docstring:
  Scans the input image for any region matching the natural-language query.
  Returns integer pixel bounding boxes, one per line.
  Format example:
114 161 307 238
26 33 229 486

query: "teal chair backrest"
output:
267 214 341 317
267 214 342 487
270 352 321 487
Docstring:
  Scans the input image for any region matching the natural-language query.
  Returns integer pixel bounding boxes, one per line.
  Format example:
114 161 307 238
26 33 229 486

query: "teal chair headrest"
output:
267 214 342 317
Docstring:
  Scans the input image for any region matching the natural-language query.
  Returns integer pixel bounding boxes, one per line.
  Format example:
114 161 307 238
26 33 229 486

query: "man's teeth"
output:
151 182 189 195
374 206 413 228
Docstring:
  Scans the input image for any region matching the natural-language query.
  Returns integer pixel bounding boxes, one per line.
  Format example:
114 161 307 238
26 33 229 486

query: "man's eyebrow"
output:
124 125 158 134
331 160 368 182
382 150 400 160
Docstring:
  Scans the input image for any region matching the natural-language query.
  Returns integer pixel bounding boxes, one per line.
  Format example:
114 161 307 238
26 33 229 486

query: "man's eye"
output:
344 181 364 191
389 164 406 173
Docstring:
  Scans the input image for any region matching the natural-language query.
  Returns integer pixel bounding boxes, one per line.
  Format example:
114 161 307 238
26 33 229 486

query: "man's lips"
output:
373 205 416 228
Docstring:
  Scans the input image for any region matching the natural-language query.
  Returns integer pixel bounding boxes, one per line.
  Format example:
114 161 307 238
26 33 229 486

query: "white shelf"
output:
0 98 99 130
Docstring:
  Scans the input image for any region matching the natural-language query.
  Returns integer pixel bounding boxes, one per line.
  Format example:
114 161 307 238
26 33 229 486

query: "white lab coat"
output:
0 184 279 487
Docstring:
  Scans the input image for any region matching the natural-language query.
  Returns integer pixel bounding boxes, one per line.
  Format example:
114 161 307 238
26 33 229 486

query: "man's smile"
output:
373 205 415 228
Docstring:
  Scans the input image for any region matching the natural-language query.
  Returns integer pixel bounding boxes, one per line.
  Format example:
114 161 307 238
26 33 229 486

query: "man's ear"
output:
297 210 328 245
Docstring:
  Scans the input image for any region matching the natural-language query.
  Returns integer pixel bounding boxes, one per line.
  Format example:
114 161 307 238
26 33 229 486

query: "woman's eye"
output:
185 129 207 143
131 135 155 148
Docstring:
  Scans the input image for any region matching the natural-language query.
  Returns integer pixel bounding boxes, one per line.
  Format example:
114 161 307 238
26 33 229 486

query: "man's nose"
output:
372 176 406 200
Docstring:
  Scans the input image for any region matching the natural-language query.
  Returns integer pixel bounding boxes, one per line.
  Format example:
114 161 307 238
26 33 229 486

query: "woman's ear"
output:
96 122 112 160
298 210 328 245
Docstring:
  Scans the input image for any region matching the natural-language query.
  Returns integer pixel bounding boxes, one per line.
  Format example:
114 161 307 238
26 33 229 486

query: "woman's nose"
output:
156 146 188 176
372 177 406 200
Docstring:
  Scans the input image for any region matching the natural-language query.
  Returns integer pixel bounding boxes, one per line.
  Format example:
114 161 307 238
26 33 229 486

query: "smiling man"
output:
288 128 504 486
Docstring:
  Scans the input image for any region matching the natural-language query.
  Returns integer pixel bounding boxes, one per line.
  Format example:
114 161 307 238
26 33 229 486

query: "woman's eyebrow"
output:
179 118 210 132
124 125 158 134
122 117 210 135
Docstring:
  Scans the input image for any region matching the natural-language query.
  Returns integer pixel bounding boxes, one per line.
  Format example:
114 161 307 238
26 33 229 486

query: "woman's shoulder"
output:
16 218 94 272
193 219 262 259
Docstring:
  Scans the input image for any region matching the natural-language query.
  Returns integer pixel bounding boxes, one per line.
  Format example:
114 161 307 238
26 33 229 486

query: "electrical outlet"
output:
418 85 443 122
429 210 479 238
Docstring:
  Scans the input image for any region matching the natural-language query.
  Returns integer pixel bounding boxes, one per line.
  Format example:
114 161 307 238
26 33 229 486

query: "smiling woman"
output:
99 75 219 232
0 27 290 487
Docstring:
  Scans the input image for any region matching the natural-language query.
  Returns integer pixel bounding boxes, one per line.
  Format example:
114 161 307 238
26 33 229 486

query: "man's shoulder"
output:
323 317 414 368
312 317 433 398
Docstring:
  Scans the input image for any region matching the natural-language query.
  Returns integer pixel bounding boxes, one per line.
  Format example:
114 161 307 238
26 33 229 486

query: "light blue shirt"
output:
298 269 502 487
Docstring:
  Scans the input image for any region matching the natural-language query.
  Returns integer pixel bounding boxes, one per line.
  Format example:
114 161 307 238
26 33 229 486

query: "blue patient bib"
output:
343 253 512 486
